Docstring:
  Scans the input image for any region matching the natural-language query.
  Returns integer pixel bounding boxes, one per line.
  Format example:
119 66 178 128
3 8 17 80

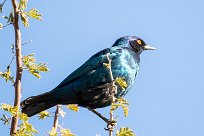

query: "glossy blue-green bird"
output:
21 36 155 117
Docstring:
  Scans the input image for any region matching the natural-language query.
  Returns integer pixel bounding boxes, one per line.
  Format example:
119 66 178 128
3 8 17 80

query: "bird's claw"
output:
104 119 117 131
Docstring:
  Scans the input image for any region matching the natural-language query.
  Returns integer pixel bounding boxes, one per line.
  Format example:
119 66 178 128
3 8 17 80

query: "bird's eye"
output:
137 39 142 45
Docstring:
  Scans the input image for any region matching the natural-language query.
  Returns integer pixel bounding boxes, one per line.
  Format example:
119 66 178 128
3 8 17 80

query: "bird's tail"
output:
21 92 56 117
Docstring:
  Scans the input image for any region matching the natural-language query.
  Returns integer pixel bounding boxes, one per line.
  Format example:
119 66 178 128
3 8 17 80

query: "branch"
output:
105 54 117 136
52 105 61 134
10 0 23 135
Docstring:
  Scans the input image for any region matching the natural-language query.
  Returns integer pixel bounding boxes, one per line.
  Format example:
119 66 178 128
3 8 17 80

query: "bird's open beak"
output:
143 45 156 50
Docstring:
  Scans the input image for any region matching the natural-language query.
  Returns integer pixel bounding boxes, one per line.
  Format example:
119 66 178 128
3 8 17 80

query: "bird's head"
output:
112 36 156 54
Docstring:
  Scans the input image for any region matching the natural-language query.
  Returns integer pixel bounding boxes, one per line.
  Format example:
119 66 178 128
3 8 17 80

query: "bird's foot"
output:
104 119 117 131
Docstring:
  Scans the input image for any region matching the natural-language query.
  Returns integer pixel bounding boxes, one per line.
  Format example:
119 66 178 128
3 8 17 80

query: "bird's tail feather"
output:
21 92 56 117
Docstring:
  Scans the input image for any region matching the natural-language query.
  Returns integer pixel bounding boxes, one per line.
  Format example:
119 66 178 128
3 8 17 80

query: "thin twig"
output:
105 53 117 136
52 105 61 133
105 54 114 81
22 40 32 46
8 56 15 67
2 22 13 28
87 106 109 124
10 0 22 134
1 0 7 6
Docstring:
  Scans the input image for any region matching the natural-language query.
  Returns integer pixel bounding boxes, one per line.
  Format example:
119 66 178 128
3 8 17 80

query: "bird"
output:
21 36 155 117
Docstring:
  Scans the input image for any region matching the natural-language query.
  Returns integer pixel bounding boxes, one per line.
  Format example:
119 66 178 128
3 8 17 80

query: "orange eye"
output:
137 39 142 45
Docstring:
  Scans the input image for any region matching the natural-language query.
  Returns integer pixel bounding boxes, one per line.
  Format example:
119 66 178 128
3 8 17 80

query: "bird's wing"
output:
56 47 121 88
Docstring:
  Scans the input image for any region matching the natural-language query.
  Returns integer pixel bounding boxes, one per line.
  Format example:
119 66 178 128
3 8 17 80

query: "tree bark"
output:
10 0 23 135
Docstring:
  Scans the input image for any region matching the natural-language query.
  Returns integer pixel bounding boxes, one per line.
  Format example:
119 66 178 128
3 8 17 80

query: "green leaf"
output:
38 110 49 119
22 53 36 67
2 15 8 19
0 103 17 116
0 67 14 83
20 11 29 27
1 104 28 121
29 69 40 78
34 63 49 72
0 114 10 125
115 77 128 90
17 121 38 135
1 103 38 135
66 104 79 112
59 108 66 118
19 0 28 10
7 11 14 24
0 3 3 13
60 129 75 136
0 23 3 30
116 127 135 136
0 0 7 13
49 127 58 136
22 54 49 78
103 62 111 69
19 113 29 121
122 105 129 117
26 8 42 20
110 98 129 117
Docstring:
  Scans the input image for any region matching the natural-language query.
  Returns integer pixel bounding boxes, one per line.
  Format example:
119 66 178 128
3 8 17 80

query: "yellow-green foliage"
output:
0 103 38 136
115 77 128 90
18 0 42 27
0 67 14 83
20 8 43 27
48 127 58 136
103 62 111 69
26 8 42 20
16 121 38 136
20 11 29 27
38 110 50 120
19 0 28 10
111 98 129 117
0 23 2 29
0 114 10 124
58 108 66 118
66 104 79 112
1 103 17 116
0 3 3 13
60 129 75 136
48 127 75 136
7 11 14 24
22 53 49 78
116 127 135 136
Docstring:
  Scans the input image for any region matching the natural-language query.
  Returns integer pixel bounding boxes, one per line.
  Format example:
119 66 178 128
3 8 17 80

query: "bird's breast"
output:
111 50 140 97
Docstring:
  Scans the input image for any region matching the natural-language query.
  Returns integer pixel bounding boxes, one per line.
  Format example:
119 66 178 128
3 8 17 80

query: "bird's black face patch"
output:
129 39 145 53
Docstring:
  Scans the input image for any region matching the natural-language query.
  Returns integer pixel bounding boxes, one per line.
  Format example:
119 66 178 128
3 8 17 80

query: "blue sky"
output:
1 0 204 135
